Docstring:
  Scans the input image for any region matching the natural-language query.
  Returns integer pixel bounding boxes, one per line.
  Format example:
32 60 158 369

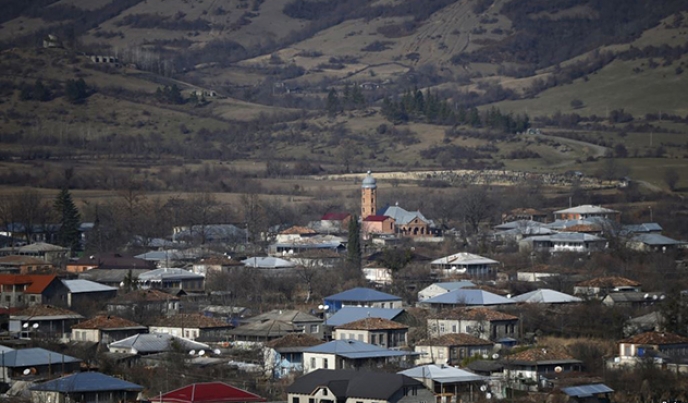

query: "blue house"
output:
323 287 402 313
30 372 143 403
264 333 324 379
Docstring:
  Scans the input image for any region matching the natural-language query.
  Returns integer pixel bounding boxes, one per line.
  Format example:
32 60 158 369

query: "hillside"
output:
0 0 687 194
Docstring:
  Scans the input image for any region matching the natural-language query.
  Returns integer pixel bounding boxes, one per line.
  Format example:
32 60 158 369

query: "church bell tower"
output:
361 171 377 219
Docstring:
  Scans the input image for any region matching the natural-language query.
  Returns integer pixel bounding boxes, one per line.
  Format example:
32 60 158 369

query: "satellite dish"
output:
23 369 31 376
644 293 650 299
324 305 329 310
32 323 39 329
482 354 488 359
22 323 28 329
506 294 512 299
188 350 196 355
492 353 500 359
485 393 492 400
554 366 563 373
660 295 666 300
198 350 206 356
318 305 324 310
652 295 658 300
213 349 221 355
480 385 488 392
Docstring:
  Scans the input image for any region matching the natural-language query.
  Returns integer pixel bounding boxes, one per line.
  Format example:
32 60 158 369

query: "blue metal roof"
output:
2 348 80 367
325 287 401 303
561 383 613 397
422 289 515 306
304 340 416 359
325 307 404 326
30 372 143 392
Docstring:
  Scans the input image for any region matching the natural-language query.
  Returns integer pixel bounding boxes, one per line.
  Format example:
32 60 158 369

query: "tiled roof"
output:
336 317 408 330
619 331 688 345
0 274 58 294
430 307 518 321
109 289 179 304
280 226 317 235
72 315 144 330
152 313 231 329
363 215 390 222
160 382 265 403
266 333 324 349
576 276 641 287
14 304 82 319
416 333 494 347
507 346 576 363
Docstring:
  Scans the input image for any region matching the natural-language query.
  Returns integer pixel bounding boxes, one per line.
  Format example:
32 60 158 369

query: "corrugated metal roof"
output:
554 205 618 214
379 206 430 225
286 369 422 400
30 372 143 392
304 340 416 359
241 257 295 268
422 289 515 306
159 382 265 403
511 289 581 304
63 279 117 293
325 307 404 326
561 383 613 397
325 287 401 303
2 348 80 367
399 365 487 383
632 233 685 246
138 267 204 281
109 333 209 354
431 253 499 266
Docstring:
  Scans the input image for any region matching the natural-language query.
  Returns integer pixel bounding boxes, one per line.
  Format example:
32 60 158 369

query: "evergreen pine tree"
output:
54 188 81 252
351 84 365 108
347 215 361 269
342 83 351 110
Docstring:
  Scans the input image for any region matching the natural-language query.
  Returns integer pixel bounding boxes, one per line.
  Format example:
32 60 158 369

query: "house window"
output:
310 324 319 333
323 358 329 369
29 296 36 302
371 334 377 345
358 334 363 341
292 398 300 403
452 325 457 333
310 399 315 403
310 357 316 368
322 388 328 396
439 324 445 334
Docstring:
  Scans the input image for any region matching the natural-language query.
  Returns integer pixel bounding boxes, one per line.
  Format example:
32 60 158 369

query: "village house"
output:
399 365 489 403
0 274 69 308
137 267 205 292
324 306 408 327
106 289 180 319
286 369 435 403
614 331 688 366
302 340 419 373
421 289 515 311
10 304 84 340
418 281 475 302
149 313 233 341
263 333 325 379
323 287 403 313
108 333 209 355
573 276 642 299
503 346 584 392
191 255 243 276
0 347 81 382
553 205 620 222
430 253 500 279
229 309 324 343
78 268 151 288
427 307 519 341
62 279 118 309
71 315 147 344
627 233 687 252
414 333 495 365
30 372 143 403
519 232 607 254
334 317 409 348
66 253 156 273
0 255 53 274
0 242 69 264
159 382 265 403
602 291 665 308
511 289 582 304
312 212 352 234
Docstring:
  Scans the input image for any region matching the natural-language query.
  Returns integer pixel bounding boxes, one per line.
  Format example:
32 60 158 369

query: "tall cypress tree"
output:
347 215 361 269
54 188 81 252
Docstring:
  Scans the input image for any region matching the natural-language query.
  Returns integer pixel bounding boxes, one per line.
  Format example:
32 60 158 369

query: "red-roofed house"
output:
71 315 147 343
321 213 352 226
362 215 394 238
615 331 688 366
0 274 68 308
158 382 265 403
